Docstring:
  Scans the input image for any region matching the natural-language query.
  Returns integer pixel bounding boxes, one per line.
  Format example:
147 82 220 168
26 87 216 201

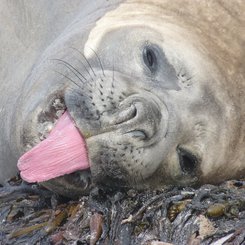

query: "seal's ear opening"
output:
177 147 198 175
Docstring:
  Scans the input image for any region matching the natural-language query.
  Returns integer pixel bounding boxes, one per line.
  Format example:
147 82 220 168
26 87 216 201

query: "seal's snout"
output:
113 96 165 142
112 102 150 140
111 104 137 125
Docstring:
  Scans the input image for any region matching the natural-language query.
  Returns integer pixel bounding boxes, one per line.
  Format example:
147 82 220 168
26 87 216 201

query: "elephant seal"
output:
0 0 244 197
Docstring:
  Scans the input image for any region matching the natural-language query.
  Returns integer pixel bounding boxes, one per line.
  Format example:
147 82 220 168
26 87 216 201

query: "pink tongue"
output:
17 111 89 183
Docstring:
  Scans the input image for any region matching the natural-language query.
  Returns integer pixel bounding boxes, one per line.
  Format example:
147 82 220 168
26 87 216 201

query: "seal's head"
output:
16 2 245 197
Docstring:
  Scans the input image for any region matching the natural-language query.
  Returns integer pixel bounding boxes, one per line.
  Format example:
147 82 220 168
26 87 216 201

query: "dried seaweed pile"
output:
0 176 245 244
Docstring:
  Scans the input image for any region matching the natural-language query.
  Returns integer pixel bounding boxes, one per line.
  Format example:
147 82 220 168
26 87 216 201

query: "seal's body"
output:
0 0 244 197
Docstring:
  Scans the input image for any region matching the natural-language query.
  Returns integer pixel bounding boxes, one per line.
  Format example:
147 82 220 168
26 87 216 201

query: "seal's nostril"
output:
114 104 137 125
126 130 147 140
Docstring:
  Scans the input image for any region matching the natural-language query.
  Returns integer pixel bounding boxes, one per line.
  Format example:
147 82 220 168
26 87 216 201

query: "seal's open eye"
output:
177 147 198 175
143 47 157 73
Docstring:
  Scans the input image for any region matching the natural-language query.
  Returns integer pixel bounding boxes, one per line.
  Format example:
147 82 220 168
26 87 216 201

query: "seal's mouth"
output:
18 96 91 184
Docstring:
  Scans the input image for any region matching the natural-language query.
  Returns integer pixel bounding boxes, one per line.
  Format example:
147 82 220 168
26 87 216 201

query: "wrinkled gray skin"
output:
0 0 245 197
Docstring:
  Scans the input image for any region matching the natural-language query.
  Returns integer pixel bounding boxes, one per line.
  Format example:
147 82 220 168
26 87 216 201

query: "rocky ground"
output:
0 176 245 245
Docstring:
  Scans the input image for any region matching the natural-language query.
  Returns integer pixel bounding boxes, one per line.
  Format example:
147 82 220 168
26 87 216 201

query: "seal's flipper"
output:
17 112 89 183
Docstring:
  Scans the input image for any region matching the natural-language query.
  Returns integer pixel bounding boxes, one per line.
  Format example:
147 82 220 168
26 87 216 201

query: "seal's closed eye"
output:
143 46 158 73
177 147 198 175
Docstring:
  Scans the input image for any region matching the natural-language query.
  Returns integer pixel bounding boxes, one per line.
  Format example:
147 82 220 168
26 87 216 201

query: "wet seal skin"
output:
0 0 244 197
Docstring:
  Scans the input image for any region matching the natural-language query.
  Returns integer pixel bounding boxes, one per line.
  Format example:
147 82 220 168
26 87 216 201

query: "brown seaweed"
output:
0 176 244 244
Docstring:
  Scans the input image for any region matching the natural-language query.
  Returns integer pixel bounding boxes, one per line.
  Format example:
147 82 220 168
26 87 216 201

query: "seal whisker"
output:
52 70 84 91
57 62 86 86
73 57 94 81
69 47 96 79
52 58 87 83
89 47 105 77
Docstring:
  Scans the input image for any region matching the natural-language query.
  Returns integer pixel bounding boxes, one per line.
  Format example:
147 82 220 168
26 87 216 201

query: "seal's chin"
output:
41 169 92 198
